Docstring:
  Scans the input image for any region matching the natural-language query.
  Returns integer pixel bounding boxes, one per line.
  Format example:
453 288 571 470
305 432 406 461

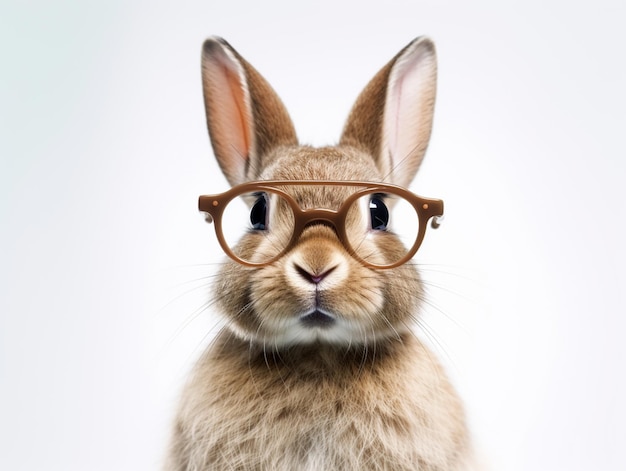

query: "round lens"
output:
345 191 421 266
220 190 295 264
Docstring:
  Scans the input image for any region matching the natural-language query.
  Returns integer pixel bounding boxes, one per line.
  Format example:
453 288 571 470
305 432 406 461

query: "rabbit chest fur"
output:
166 36 474 470
169 334 468 470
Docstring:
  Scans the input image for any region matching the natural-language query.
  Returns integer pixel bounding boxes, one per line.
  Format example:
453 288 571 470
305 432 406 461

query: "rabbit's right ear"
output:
201 38 298 186
340 37 437 188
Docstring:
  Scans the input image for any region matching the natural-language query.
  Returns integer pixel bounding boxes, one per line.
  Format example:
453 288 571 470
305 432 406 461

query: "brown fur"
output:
167 334 469 470
166 37 474 470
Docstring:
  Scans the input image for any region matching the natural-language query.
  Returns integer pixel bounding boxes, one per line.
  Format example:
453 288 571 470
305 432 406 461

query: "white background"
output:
1 1 625 470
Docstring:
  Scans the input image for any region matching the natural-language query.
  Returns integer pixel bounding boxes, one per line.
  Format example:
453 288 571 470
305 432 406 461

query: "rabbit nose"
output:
293 263 337 284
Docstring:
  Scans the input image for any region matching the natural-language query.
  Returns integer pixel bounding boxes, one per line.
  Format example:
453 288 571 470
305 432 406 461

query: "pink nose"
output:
293 264 337 284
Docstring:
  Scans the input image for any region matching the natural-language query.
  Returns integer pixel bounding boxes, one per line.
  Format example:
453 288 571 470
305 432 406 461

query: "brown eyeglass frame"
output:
198 180 444 269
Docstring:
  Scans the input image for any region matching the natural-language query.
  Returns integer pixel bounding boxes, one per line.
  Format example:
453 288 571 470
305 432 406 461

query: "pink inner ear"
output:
203 46 253 184
222 63 251 157
383 45 436 186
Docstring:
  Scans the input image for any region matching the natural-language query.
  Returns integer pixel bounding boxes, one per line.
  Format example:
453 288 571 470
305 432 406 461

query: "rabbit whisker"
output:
412 316 458 375
381 142 423 183
388 282 468 334
229 143 263 180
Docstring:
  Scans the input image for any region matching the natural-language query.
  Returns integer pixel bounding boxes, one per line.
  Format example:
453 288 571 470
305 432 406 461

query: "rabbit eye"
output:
250 194 268 230
369 195 389 231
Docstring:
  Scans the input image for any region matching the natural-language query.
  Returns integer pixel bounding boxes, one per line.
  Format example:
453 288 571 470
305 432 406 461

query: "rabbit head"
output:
201 37 438 348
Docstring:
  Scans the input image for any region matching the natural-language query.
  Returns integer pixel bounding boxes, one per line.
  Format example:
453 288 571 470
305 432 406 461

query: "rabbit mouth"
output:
299 309 336 329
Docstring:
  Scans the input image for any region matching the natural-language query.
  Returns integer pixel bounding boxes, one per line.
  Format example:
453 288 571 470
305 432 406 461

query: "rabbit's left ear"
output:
201 37 298 186
340 37 437 187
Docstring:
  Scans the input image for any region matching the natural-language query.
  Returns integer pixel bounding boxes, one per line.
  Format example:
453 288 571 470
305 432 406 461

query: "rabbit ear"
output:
201 37 298 186
340 37 437 187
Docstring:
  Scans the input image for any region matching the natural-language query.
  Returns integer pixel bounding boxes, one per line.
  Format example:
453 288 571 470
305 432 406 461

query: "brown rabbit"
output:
165 36 474 470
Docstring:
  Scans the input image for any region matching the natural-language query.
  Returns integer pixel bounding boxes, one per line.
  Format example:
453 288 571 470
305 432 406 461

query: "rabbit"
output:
165 36 474 470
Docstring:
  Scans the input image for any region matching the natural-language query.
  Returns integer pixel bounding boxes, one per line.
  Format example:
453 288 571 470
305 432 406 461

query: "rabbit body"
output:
168 332 467 470
166 37 473 470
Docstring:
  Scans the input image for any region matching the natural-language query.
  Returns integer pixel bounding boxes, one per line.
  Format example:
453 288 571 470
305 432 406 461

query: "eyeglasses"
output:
198 180 444 269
